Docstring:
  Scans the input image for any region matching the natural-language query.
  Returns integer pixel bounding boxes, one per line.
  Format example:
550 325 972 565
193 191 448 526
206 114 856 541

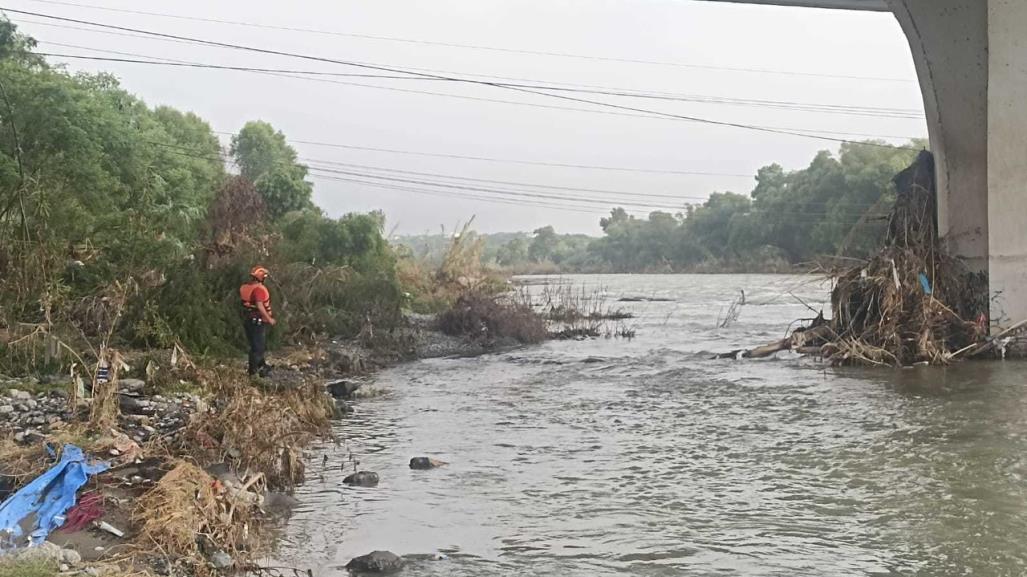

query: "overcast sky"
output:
4 0 926 235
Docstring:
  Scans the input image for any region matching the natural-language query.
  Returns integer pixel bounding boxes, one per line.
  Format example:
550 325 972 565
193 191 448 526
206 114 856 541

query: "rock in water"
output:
326 380 361 399
343 471 380 487
409 457 447 470
346 550 404 573
264 492 300 516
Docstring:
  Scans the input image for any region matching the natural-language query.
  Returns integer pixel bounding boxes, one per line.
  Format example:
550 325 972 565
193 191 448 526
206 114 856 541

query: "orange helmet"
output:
250 265 270 281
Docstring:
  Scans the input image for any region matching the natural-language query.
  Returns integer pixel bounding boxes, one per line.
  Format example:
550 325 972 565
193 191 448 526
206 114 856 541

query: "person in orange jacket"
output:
240 265 276 376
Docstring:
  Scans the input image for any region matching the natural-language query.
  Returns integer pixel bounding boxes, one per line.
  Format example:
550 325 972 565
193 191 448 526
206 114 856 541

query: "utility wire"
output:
309 172 891 225
36 51 924 119
16 0 917 84
301 158 891 209
149 141 894 218
301 159 716 202
1 7 921 150
145 139 890 210
305 166 690 210
36 38 921 115
211 131 754 177
34 48 927 136
307 166 888 217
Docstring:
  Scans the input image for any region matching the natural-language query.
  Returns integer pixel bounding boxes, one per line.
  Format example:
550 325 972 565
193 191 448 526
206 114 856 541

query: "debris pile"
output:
822 151 986 365
722 151 991 366
0 365 333 576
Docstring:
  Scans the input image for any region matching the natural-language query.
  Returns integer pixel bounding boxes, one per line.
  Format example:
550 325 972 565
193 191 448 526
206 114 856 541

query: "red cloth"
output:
59 492 104 533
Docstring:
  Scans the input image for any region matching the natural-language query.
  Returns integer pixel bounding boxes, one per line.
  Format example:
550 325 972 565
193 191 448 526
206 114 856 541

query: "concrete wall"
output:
886 0 989 275
987 0 1027 326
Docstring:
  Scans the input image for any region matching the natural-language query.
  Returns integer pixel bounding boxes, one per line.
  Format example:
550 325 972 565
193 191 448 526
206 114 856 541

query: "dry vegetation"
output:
181 372 332 490
819 151 986 365
396 221 507 314
132 462 254 577
730 151 991 366
0 364 333 576
438 293 548 345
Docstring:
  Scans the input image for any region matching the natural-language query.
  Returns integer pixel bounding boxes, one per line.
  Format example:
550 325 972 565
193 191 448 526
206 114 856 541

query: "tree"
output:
496 237 529 266
230 121 313 219
600 207 630 232
529 226 560 263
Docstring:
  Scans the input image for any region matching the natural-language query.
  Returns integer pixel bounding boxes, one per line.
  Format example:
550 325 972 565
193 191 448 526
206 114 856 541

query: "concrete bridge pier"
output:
888 0 1027 329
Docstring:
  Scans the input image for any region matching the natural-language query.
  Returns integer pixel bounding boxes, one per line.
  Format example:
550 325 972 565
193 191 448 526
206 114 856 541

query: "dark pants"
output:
243 318 267 375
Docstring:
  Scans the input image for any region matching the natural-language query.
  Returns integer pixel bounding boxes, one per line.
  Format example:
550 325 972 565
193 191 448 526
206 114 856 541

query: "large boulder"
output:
342 471 379 487
346 550 404 573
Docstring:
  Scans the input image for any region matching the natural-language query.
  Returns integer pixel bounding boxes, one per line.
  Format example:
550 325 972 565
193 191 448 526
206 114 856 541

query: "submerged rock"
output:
333 399 354 418
343 471 380 487
263 492 300 516
346 550 404 573
409 457 447 470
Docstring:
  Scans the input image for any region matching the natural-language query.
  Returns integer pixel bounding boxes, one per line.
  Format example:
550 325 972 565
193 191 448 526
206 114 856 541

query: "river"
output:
276 274 1027 577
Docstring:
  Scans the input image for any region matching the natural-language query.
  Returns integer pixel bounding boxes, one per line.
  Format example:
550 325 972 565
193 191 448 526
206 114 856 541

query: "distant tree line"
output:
395 140 925 274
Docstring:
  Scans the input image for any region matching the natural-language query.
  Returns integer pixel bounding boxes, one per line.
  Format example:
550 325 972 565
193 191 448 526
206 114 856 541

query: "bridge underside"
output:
700 0 1027 330
699 0 888 11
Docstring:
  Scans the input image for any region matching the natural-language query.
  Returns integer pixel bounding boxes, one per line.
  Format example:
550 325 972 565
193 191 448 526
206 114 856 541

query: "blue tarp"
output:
0 444 108 551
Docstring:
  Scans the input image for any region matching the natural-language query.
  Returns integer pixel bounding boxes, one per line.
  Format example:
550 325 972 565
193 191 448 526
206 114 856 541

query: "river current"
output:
277 274 1027 577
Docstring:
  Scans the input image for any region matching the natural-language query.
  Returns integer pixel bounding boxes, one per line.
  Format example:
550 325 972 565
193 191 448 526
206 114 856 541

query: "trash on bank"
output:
0 444 109 550
59 492 105 533
96 520 124 538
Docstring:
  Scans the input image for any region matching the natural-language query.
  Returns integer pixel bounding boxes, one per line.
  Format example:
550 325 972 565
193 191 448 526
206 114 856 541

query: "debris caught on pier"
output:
720 151 992 366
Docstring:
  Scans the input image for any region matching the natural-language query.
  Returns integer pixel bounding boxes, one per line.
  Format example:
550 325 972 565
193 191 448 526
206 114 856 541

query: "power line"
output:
145 141 688 212
33 42 881 133
301 158 889 209
36 38 921 119
33 46 928 136
36 52 423 80
310 173 892 225
304 166 689 211
153 142 896 226
301 158 716 202
145 139 891 212
37 51 924 119
1 7 921 150
16 0 917 84
310 174 634 216
210 131 754 177
147 141 890 216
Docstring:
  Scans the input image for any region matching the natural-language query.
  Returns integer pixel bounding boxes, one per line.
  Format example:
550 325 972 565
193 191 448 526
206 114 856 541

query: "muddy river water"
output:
277 274 1027 576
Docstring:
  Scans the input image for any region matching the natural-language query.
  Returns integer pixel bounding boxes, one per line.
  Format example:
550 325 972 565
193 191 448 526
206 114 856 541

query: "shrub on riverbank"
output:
438 293 547 345
0 20 410 376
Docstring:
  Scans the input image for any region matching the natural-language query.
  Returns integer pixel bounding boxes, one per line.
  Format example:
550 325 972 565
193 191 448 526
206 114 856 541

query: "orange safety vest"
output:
240 282 272 318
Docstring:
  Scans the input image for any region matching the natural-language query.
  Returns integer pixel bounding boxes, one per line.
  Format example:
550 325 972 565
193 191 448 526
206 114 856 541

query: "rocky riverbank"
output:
0 378 202 449
0 311 515 576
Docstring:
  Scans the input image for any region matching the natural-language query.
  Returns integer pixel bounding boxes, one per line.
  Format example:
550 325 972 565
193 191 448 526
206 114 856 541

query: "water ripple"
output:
276 275 1027 577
